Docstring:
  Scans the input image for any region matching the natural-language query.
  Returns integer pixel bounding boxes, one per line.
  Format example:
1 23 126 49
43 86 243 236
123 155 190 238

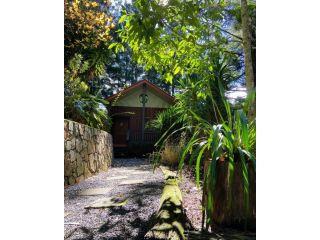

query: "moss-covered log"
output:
145 168 185 240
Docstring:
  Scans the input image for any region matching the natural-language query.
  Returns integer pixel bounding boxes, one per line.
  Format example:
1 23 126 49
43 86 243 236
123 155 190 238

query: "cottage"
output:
107 80 174 156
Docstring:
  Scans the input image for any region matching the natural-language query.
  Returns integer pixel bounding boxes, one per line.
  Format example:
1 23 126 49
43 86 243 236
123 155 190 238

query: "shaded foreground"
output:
64 158 164 240
64 158 255 240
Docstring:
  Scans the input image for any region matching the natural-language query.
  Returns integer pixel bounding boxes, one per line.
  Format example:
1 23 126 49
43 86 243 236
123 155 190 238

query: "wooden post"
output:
141 83 147 142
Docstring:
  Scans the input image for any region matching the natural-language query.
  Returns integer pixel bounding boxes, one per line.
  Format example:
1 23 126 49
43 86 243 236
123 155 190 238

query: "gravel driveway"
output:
64 158 164 240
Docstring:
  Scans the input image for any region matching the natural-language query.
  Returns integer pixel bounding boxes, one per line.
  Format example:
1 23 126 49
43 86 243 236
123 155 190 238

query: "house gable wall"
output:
112 86 171 108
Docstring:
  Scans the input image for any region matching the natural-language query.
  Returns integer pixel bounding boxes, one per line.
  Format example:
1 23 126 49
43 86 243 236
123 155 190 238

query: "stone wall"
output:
64 119 113 185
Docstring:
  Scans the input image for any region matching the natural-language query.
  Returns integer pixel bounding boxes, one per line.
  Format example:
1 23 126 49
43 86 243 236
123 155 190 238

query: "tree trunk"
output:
210 160 256 231
241 0 255 120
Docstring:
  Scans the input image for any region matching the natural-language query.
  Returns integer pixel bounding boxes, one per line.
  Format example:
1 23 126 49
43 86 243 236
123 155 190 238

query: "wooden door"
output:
112 117 129 147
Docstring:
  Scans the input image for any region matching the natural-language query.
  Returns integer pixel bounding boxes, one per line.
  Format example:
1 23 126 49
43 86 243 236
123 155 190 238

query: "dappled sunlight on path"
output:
64 158 164 240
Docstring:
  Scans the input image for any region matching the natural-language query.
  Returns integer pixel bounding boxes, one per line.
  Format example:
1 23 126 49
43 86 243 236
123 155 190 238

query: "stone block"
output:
84 128 90 140
101 162 108 171
76 160 84 176
74 124 79 135
95 160 99 172
89 154 96 172
94 153 100 163
76 139 82 152
88 153 94 163
84 164 92 179
83 131 87 140
97 144 102 154
64 177 69 186
81 148 88 161
69 176 75 185
88 142 95 154
79 124 84 135
119 179 145 185
64 160 72 176
69 121 73 131
82 140 88 149
75 175 85 184
85 196 128 209
78 187 112 196
70 150 76 162
95 159 100 170
64 152 70 162
71 138 76 149
66 141 71 151
90 128 95 136
76 152 82 163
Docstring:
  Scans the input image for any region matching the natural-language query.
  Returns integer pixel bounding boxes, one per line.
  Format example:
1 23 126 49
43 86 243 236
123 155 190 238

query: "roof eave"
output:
106 79 175 104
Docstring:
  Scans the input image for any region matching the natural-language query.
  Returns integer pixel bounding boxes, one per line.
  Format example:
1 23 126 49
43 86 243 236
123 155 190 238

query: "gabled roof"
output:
106 79 175 104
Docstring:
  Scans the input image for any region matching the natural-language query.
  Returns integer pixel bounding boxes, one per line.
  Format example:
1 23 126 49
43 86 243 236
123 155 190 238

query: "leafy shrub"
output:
64 0 114 71
147 106 182 138
64 54 111 131
153 79 256 229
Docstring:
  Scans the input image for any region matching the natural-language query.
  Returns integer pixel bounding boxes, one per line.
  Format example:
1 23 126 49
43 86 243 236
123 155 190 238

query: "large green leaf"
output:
196 143 209 188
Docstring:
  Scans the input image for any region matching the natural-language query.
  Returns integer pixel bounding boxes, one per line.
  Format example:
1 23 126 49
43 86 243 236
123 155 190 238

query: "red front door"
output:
112 117 129 147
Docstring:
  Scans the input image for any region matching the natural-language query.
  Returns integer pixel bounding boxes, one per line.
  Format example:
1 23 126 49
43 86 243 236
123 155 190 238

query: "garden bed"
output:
179 168 203 231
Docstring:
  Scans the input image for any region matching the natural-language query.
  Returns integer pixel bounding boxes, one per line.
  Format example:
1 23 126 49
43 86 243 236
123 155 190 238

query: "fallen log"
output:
145 167 185 240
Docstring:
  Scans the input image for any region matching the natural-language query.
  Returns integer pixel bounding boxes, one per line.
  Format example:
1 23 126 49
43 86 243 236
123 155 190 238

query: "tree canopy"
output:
64 0 116 130
64 0 115 77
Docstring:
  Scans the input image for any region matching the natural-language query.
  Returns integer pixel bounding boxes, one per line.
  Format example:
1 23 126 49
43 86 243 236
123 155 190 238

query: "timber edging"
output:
144 167 186 240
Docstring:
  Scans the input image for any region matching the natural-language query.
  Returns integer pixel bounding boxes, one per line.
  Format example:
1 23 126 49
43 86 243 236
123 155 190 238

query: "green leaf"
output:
108 42 117 49
239 110 249 150
165 73 173 84
174 66 181 75
196 143 209 188
118 14 127 24
179 131 200 170
240 148 256 171
189 146 200 166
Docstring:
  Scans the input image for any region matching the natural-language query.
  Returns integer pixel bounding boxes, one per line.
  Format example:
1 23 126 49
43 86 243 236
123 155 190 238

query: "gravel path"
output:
64 158 164 240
